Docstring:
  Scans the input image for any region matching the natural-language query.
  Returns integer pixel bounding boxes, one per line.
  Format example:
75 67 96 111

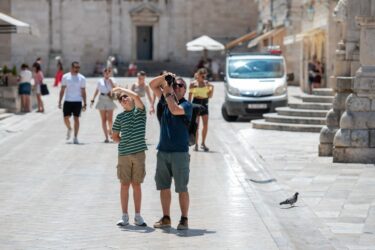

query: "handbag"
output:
40 83 49 95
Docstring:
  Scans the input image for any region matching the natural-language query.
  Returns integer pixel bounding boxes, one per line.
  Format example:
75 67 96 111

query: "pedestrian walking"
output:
90 67 117 143
32 62 44 113
149 73 192 230
54 61 64 87
188 68 214 152
58 61 87 144
111 87 148 227
130 71 154 114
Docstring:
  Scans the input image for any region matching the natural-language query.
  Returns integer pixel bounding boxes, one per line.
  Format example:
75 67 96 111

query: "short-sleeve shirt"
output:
97 77 116 94
62 72 86 102
33 71 44 85
20 69 32 84
112 108 147 156
157 96 192 152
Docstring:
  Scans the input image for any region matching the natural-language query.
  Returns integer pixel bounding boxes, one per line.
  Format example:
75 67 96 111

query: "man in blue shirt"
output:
149 73 192 230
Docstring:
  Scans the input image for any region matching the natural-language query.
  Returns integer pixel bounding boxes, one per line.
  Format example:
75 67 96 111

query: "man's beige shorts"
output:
117 151 146 184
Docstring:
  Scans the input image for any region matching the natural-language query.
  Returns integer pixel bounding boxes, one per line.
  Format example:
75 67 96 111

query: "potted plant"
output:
1 65 19 86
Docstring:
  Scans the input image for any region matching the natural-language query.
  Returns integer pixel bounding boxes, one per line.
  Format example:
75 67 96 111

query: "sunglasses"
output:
74 66 80 69
118 95 129 102
172 83 185 89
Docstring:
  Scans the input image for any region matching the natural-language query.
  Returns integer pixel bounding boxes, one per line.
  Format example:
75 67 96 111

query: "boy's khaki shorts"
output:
117 151 146 184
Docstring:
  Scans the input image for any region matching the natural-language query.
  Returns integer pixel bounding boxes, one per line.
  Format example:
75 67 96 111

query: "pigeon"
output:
279 192 299 206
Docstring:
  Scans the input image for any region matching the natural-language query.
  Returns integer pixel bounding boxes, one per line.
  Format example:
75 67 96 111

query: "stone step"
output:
276 107 327 117
263 113 326 125
289 102 332 111
0 108 7 114
301 95 334 103
0 113 13 120
251 119 323 133
312 88 334 96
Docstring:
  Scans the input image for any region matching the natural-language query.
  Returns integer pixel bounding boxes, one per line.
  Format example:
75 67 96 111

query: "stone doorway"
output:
137 26 153 60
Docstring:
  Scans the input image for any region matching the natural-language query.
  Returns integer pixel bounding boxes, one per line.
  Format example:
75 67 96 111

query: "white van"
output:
222 51 288 121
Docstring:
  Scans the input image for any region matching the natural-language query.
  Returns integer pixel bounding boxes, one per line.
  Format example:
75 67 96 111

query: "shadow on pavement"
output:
191 150 219 154
65 142 88 145
119 224 155 233
280 205 299 209
160 228 216 237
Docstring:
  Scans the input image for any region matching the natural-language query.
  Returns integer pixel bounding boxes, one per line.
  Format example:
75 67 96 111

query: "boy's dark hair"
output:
21 64 29 69
137 71 146 76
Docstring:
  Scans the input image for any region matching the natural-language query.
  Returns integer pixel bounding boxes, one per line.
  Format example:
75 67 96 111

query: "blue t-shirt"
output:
157 96 192 152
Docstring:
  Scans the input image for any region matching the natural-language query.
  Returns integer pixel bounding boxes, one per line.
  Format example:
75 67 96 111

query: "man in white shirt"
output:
58 61 87 144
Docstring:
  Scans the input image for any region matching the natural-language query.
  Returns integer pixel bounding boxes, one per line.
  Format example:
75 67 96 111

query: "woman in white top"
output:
130 71 154 114
90 67 117 143
18 64 33 112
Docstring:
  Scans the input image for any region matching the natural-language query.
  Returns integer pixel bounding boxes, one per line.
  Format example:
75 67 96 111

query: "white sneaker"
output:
73 137 79 144
116 214 129 226
134 215 147 227
66 128 72 140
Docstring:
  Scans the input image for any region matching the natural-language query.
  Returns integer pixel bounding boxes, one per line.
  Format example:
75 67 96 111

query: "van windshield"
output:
228 58 284 79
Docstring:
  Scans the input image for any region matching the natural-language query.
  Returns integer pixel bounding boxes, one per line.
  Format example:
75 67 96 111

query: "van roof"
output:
227 54 283 60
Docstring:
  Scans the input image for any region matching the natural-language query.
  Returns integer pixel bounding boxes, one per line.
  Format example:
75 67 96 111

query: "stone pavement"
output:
208 84 375 249
1 79 375 249
0 78 279 250
234 127 375 249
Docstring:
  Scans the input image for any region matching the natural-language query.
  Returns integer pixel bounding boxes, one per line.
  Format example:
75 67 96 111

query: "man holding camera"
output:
149 73 192 230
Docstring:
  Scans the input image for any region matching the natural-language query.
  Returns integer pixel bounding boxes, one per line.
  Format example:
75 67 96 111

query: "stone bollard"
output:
333 16 375 163
319 77 353 156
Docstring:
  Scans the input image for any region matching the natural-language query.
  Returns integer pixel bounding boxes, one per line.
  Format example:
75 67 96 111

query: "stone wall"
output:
7 0 258 76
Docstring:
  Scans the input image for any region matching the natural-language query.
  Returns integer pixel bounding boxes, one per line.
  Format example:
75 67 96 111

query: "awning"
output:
284 27 325 45
0 12 31 34
225 31 257 50
248 27 285 48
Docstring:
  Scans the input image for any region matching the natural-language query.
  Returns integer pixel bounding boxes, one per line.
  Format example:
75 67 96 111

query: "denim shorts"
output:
155 151 190 193
18 82 31 95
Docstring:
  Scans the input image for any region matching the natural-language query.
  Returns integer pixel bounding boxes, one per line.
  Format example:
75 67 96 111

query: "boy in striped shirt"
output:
112 87 147 227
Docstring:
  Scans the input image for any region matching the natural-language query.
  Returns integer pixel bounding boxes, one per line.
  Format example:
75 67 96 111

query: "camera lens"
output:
165 75 175 86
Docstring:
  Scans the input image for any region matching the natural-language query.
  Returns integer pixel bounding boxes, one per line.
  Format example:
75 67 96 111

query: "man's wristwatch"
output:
165 93 173 98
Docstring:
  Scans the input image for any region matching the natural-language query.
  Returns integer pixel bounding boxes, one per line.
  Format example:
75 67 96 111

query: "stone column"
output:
333 16 375 163
319 0 359 156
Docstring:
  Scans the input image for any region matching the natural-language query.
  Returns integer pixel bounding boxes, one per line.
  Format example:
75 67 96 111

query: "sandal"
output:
200 144 209 152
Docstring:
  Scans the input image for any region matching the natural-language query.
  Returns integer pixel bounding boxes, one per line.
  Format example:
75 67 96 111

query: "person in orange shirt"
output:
188 68 214 152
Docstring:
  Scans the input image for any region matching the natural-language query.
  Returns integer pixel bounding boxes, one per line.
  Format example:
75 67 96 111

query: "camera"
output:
164 74 176 86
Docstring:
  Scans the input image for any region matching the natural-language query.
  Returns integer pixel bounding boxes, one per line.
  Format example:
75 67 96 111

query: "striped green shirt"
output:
112 108 147 156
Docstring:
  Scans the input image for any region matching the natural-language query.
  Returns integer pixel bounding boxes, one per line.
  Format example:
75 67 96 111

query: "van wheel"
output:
221 105 238 122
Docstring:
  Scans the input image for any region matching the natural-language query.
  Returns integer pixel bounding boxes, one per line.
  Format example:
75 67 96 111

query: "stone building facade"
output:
0 0 258 76
254 0 340 90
